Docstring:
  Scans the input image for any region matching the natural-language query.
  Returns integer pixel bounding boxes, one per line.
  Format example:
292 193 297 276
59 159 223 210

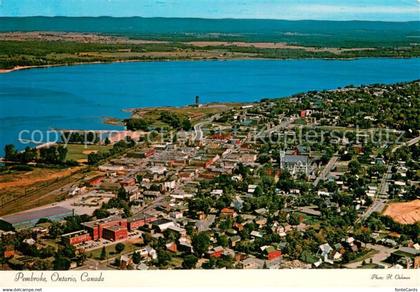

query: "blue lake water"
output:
0 58 419 154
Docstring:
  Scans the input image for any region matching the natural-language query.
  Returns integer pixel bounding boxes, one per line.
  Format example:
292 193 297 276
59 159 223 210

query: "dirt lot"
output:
0 167 82 189
383 200 420 224
0 166 86 216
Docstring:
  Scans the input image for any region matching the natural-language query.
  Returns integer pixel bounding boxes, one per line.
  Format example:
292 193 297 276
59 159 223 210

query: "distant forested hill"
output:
1 17 419 47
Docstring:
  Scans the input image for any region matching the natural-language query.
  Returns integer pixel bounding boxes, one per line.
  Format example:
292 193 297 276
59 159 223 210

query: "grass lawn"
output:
65 144 112 162
168 256 183 268
88 241 141 260
41 238 60 250
347 249 378 264
295 212 321 225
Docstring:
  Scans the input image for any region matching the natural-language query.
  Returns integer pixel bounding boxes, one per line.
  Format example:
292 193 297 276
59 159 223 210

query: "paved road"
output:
391 135 420 153
379 166 392 196
194 122 205 141
256 117 294 140
344 244 395 268
313 156 338 186
356 165 391 223
136 194 167 214
193 116 217 141
360 199 387 222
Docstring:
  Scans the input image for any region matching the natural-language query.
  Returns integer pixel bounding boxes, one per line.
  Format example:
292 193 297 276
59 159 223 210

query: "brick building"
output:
82 216 128 241
128 214 157 230
102 225 128 241
62 230 92 245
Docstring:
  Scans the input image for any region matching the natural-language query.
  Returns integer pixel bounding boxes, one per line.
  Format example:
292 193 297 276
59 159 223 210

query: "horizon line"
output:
1 15 419 23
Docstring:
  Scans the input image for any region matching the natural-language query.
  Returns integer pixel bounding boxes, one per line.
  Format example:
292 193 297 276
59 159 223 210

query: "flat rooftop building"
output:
0 206 74 231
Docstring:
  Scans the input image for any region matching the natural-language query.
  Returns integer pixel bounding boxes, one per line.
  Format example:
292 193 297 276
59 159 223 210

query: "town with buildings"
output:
0 80 419 271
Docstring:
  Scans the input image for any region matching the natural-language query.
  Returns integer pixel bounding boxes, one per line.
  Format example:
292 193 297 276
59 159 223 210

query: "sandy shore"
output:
0 64 69 74
0 66 34 73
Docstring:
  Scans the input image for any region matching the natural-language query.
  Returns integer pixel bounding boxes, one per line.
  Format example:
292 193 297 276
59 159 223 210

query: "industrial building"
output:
0 206 74 231
75 213 157 244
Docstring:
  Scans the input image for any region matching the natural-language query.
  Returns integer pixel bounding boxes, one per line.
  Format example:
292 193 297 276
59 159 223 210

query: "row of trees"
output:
4 144 70 165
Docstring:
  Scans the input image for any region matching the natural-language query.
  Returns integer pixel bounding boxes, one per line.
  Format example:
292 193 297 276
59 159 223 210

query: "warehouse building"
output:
0 206 74 231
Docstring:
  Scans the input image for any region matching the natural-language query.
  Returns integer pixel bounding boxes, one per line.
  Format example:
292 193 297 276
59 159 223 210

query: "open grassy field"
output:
131 103 241 126
65 144 113 163
88 240 142 260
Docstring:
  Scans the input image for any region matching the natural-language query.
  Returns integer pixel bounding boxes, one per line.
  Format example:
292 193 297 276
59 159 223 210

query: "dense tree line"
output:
4 144 72 166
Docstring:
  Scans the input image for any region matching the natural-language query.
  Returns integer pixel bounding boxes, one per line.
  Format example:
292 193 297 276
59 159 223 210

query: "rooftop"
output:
282 155 308 164
0 206 73 225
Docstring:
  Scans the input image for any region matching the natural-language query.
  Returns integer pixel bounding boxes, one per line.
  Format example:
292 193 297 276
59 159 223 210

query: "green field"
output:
65 144 112 162
88 241 141 260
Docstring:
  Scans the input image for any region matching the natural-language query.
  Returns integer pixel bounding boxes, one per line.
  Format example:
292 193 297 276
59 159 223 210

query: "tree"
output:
125 118 150 131
20 147 37 163
157 250 172 267
117 187 129 201
349 160 361 175
4 144 17 161
93 208 110 219
182 255 198 269
39 246 55 258
77 253 87 266
217 234 229 247
57 145 68 163
289 213 301 226
53 255 71 270
115 243 125 254
123 206 132 218
253 185 264 197
181 119 192 131
39 145 67 164
132 252 141 264
49 221 64 238
88 152 102 165
33 259 53 270
192 232 210 257
100 247 107 260
61 244 76 258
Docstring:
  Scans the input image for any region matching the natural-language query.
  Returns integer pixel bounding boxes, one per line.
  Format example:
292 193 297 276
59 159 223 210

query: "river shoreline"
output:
1 55 418 74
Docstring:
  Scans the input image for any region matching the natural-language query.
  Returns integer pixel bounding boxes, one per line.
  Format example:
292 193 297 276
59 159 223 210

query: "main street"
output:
357 165 391 223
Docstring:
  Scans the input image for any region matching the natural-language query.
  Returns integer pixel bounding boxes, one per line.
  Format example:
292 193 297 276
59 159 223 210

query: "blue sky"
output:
0 0 419 21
